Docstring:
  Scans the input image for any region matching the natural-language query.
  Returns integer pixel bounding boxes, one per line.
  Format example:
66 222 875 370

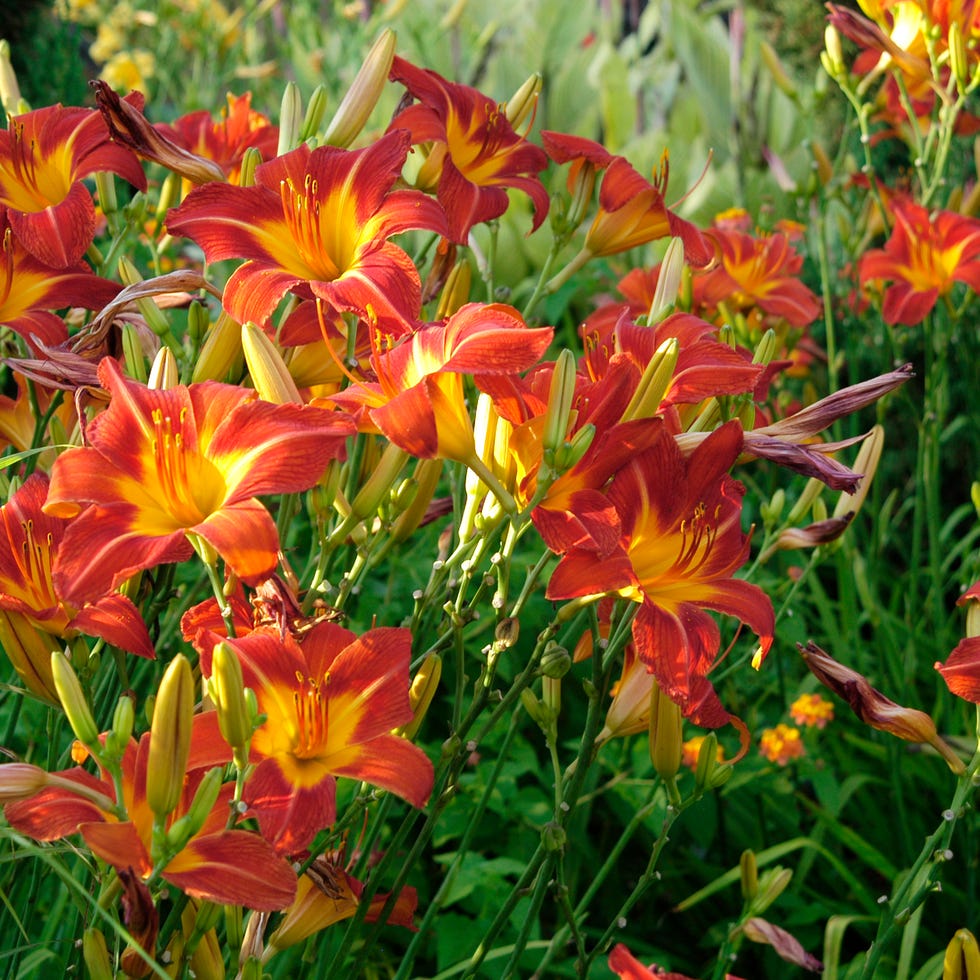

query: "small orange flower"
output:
789 692 835 729
759 724 804 766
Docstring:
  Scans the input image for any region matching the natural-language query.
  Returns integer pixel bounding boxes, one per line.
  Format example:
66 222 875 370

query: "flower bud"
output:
117 257 174 340
740 849 759 900
299 83 329 143
239 145 261 187
51 651 99 746
759 40 797 99
351 442 409 521
823 25 846 78
397 653 442 740
0 610 60 703
944 928 980 980
505 73 542 130
0 762 49 803
82 927 113 980
832 424 884 520
648 683 682 781
950 22 970 96
391 457 444 541
553 423 595 472
104 693 136 758
435 258 473 319
324 28 396 148
647 238 685 323
146 653 194 818
210 641 251 757
192 311 243 383
277 81 304 155
166 766 224 853
242 321 303 404
542 349 576 459
0 40 24 116
148 346 179 390
752 866 793 915
693 732 720 794
621 338 679 422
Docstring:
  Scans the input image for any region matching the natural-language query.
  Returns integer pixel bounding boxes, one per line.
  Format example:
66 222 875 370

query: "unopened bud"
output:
82 927 113 980
564 163 598 234
299 84 329 143
146 653 194 818
752 867 793 915
391 457 444 541
435 259 473 319
622 338 679 422
553 423 596 473
648 683 682 781
752 328 778 366
192 311 243 383
166 766 224 853
944 928 980 980
117 257 173 339
242 321 303 404
823 25 845 78
148 346 179 390
693 732 720 794
277 82 304 155
950 22 970 96
0 40 24 116
542 349 576 458
759 40 797 99
210 641 252 756
833 424 884 520
398 653 442 740
539 641 571 679
104 694 136 758
740 849 759 900
351 442 409 520
51 651 99 746
647 237 685 323
324 28 396 147
239 146 261 187
505 73 542 130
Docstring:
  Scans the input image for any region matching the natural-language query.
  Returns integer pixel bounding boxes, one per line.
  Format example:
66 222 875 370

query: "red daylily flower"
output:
387 56 550 244
194 621 434 855
3 723 297 909
547 422 774 733
608 943 746 979
541 130 710 265
859 196 980 324
0 473 153 701
157 92 280 186
166 131 448 334
0 102 146 268
0 208 119 349
43 357 355 602
327 302 553 462
936 582 980 701
694 219 821 328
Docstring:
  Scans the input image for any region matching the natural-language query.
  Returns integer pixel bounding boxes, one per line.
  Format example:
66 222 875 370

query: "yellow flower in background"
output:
759 724 804 766
101 50 156 92
789 693 835 729
681 734 724 771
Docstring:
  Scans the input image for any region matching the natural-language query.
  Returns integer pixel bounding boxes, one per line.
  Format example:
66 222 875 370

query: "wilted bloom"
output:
0 207 120 349
859 197 980 325
387 56 550 243
741 917 823 972
4 724 297 909
328 302 553 462
194 621 434 854
166 131 448 334
789 692 835 729
0 101 146 267
0 473 154 700
547 422 774 736
759 724 804 765
43 357 355 602
801 640 965 772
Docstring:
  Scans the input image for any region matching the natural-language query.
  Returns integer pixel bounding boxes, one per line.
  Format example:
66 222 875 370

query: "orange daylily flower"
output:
541 130 711 265
547 422 774 733
608 943 745 980
157 91 280 186
0 102 146 267
194 621 434 855
387 56 550 244
0 474 154 701
858 196 980 324
327 302 553 462
166 131 448 334
3 722 297 910
936 582 980 701
43 357 355 602
0 208 120 350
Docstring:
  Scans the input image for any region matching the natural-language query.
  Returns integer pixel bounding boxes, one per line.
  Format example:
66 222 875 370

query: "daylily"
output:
936 582 980 701
0 102 146 267
0 208 119 349
0 473 154 702
859 196 980 324
3 723 297 909
166 131 448 334
327 302 553 462
541 130 711 269
194 621 434 855
547 422 774 734
43 357 355 602
608 943 746 980
387 56 550 244
157 91 280 186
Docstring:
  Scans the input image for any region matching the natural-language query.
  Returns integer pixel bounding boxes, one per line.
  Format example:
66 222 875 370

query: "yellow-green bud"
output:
823 25 845 79
105 694 136 758
82 927 113 980
299 84 329 143
435 259 473 319
391 457 443 542
51 651 99 746
351 442 409 521
553 423 595 472
505 73 542 130
277 82 304 155
242 321 303 404
146 654 194 819
324 28 396 148
740 849 759 900
398 653 442 740
752 867 793 915
542 349 577 458
648 683 682 781
621 338 679 422
950 22 969 96
647 237 685 323
239 146 261 187
192 311 243 383
693 732 719 795
148 346 179 390
832 424 884 520
166 766 224 852
759 40 798 99
210 641 251 756
0 40 24 116
539 642 571 679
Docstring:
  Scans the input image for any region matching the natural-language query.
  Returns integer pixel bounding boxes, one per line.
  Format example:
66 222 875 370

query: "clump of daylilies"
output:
0 13 977 978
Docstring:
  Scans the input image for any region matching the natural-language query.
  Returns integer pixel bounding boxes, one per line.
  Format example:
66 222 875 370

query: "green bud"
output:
166 766 224 853
752 867 793 915
539 641 571 679
542 820 567 851
693 732 719 795
82 927 113 980
51 651 99 746
146 654 194 818
299 84 329 143
277 82 304 155
740 849 759 901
